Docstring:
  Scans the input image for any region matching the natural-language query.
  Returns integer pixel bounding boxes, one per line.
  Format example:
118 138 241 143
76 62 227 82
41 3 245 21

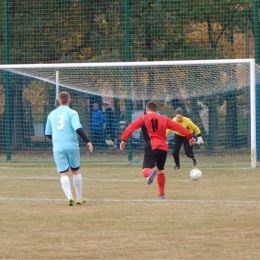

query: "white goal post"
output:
0 58 257 167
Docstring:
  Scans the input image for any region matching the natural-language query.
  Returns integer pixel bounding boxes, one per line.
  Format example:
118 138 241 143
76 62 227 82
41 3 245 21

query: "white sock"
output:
73 174 83 199
60 176 72 199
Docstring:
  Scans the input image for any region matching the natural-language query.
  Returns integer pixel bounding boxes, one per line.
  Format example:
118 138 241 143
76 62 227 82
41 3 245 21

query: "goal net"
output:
0 59 257 168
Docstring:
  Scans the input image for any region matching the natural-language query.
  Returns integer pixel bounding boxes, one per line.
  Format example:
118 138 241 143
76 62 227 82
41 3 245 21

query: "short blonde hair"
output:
59 91 70 105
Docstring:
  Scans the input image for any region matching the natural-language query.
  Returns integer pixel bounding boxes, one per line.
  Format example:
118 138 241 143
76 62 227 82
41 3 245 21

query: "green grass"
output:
0 162 259 259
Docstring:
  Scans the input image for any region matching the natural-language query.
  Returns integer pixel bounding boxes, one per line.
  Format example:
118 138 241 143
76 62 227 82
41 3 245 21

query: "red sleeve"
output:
121 116 144 142
167 119 193 139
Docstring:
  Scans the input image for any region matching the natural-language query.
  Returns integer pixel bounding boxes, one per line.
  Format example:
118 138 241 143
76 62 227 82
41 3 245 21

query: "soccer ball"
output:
190 168 202 181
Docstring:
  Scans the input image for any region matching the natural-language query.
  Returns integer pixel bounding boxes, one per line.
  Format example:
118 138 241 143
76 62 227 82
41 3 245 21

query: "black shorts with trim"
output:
143 149 167 170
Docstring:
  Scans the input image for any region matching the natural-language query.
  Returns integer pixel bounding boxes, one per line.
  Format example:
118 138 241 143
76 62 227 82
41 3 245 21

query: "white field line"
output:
0 197 259 205
0 176 257 183
0 176 192 182
0 166 256 171
0 176 258 205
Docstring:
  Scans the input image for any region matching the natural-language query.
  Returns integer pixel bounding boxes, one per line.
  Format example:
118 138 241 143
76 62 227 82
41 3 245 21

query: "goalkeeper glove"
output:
196 136 204 145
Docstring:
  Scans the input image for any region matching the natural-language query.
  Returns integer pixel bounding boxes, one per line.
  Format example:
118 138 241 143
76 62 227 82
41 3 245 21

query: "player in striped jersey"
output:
120 101 196 199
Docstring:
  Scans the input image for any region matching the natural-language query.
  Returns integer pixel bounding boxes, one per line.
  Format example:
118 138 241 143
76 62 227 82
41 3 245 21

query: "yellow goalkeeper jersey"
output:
166 116 201 137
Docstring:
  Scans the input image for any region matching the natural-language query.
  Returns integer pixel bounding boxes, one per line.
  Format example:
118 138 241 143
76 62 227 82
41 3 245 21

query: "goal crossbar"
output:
0 58 255 69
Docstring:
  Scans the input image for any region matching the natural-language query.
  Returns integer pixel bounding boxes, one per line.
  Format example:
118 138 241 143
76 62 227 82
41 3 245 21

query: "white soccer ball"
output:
190 168 202 181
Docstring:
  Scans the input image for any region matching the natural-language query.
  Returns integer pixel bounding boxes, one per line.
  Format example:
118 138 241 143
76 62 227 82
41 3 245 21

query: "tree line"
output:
0 0 256 151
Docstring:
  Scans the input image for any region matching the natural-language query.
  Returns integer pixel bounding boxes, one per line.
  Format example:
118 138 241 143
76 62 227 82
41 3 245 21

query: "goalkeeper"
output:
166 107 204 169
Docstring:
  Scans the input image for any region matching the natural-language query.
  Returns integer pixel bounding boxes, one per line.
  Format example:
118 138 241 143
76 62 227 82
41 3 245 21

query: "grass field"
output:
0 161 259 260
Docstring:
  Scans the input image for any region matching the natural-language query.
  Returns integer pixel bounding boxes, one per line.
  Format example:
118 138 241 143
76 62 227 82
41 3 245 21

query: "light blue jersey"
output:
45 106 82 152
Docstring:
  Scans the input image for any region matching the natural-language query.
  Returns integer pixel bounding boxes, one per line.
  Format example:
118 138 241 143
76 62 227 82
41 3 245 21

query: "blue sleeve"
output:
45 116 52 135
71 111 82 131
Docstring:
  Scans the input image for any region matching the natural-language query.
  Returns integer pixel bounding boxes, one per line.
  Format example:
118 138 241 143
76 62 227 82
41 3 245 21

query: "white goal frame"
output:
0 58 256 167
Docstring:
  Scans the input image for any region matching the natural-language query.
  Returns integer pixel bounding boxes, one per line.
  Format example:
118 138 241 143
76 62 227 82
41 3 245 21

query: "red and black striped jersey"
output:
121 112 193 152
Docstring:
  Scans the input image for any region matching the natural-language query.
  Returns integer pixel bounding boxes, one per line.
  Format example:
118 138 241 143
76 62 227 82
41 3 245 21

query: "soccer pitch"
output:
0 162 259 259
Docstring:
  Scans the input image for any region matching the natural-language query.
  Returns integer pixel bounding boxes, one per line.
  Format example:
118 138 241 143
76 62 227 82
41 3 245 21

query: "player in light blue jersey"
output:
45 91 93 206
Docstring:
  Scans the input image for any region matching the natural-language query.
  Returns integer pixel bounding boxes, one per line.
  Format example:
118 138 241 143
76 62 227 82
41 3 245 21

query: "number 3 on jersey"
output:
57 115 64 129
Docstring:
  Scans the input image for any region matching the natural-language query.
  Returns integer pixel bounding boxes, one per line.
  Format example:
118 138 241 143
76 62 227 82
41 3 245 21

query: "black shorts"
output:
143 149 168 170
